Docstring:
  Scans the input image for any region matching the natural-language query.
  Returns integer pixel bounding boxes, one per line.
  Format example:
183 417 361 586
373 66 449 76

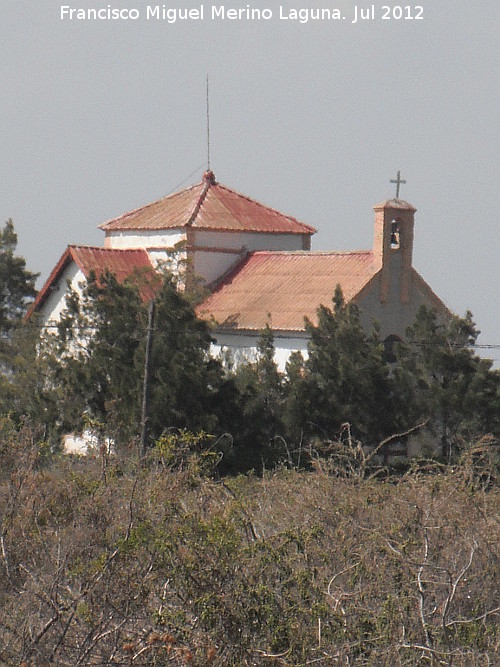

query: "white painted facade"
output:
193 250 245 285
39 263 86 324
193 230 305 252
62 430 114 456
104 229 186 250
213 332 310 371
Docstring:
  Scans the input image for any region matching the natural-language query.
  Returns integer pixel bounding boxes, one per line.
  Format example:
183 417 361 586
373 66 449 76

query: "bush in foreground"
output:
0 425 498 666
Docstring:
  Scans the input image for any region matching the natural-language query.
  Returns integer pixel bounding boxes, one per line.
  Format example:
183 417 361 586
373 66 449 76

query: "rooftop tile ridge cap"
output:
70 245 150 255
249 249 374 256
99 181 203 229
186 176 212 227
214 182 317 233
68 247 92 276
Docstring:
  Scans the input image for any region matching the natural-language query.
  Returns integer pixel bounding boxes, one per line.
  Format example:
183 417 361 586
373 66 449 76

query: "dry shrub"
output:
0 427 498 666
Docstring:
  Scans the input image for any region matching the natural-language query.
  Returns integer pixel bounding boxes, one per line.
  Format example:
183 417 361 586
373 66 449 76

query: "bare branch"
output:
365 418 430 465
447 607 500 627
417 528 433 650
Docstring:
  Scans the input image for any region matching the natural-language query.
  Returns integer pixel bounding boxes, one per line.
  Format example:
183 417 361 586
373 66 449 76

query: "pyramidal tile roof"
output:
197 250 379 332
30 246 155 316
100 171 316 236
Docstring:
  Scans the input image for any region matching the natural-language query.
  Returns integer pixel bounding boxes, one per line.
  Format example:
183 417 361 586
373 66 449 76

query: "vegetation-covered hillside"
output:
1 424 499 666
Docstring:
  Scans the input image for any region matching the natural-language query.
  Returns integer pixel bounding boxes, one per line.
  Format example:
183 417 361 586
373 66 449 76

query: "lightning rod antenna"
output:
206 74 211 171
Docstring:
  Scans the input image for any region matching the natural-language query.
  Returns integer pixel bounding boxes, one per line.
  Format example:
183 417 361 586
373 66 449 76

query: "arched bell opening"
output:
383 334 402 363
390 219 401 249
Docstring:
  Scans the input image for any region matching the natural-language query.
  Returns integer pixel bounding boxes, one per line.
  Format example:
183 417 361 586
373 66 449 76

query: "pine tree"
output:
0 220 39 418
148 274 233 438
283 350 307 443
231 325 287 470
297 285 396 445
0 220 38 330
396 306 500 461
39 270 145 439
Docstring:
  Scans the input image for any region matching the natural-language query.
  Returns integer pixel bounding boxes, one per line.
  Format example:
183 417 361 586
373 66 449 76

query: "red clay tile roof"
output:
100 171 316 236
69 246 154 283
30 246 155 316
197 250 378 332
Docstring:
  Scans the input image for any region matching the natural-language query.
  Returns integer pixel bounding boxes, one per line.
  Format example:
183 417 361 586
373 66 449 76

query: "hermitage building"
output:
30 170 449 369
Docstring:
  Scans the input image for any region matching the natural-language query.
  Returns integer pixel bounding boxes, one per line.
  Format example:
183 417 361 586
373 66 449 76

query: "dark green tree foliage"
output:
42 270 145 438
0 321 52 425
396 306 500 461
297 286 395 444
0 220 39 417
283 350 308 446
34 268 500 469
0 220 38 329
43 270 236 448
232 325 287 470
148 276 234 438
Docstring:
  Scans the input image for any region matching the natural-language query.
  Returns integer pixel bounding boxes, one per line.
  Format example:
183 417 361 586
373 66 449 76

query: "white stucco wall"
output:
105 229 305 253
105 229 186 250
357 254 448 340
212 331 309 371
193 230 305 252
193 250 244 285
147 248 187 276
38 264 86 325
62 430 114 456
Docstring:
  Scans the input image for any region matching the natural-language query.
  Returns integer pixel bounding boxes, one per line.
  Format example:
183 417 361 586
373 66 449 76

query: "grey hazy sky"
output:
2 1 499 363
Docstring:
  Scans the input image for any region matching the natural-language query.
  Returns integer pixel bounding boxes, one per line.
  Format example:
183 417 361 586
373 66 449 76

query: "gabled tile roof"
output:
70 246 154 282
197 250 378 332
29 246 155 316
99 171 316 236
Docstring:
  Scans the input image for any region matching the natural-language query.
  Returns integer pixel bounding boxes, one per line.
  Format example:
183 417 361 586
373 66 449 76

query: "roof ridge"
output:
248 249 374 256
70 245 149 253
186 177 212 227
